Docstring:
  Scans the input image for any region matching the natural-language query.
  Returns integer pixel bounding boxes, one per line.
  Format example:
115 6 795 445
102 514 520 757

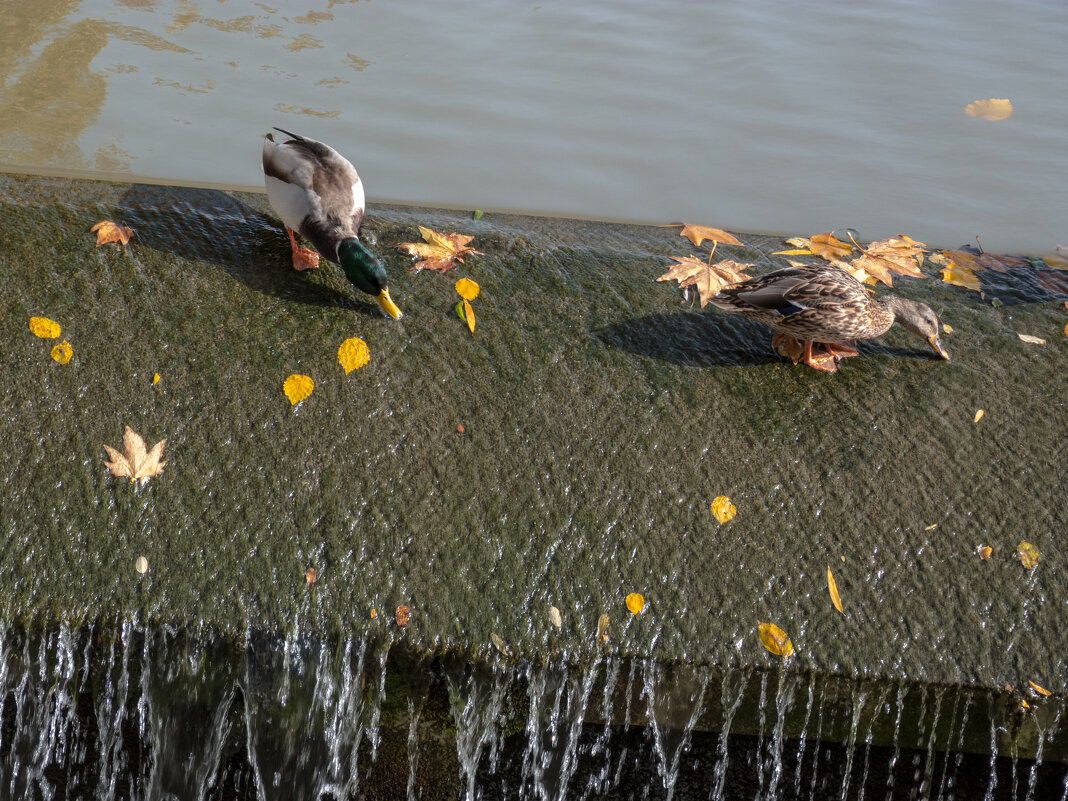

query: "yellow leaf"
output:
773 248 815 256
50 340 72 364
978 546 992 560
29 316 61 338
103 426 167 484
965 98 1013 121
710 495 736 524
455 277 480 300
152 373 160 384
596 613 609 643
663 222 743 247
91 219 134 246
625 593 645 614
776 233 852 263
370 608 377 619
758 622 794 658
397 226 483 273
463 298 475 333
549 605 562 629
827 566 843 614
850 235 927 288
925 523 939 531
1018 333 1046 345
943 324 953 334
974 409 984 423
283 374 314 405
337 337 370 373
395 605 411 627
135 556 148 574
1016 541 1039 570
305 567 316 585
1029 681 1052 697
657 256 752 308
940 264 981 292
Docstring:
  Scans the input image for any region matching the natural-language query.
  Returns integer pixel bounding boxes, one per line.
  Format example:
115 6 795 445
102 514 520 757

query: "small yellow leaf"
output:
50 340 72 364
490 633 509 655
338 337 370 374
29 317 61 338
758 622 794 658
596 613 609 643
625 593 645 614
827 567 843 614
455 277 480 300
978 546 992 560
1029 681 1052 697
135 556 148 574
370 608 377 619
943 324 953 334
305 567 316 585
965 98 1013 121
711 496 736 524
463 298 475 333
1016 541 1039 570
1018 333 1046 345
153 373 160 384
283 374 314 405
549 605 562 629
925 523 939 531
974 409 984 423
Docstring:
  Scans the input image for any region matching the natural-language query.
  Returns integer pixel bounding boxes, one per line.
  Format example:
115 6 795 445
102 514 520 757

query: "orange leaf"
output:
827 566 844 614
710 496 736 524
1016 542 1039 570
663 223 743 248
758 622 794 658
1029 681 1052 697
395 605 411 627
625 593 645 614
455 277 480 300
305 567 316 585
978 546 992 560
91 220 134 246
397 226 483 273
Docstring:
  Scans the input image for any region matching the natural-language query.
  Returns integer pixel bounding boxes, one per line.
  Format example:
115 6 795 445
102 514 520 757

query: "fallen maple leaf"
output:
397 225 483 273
657 255 752 308
965 98 1013 121
827 566 844 614
940 264 982 292
758 622 794 658
776 233 853 263
849 235 927 287
663 223 742 248
103 426 167 484
91 220 134 247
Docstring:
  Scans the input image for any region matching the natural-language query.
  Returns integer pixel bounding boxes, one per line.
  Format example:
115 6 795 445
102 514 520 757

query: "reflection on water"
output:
0 1 1066 250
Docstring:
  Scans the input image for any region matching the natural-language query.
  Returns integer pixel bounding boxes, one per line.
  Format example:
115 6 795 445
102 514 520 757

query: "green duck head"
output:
337 238 402 319
890 297 949 360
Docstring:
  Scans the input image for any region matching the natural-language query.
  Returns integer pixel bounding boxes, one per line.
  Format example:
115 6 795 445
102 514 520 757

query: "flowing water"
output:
2 1 1068 798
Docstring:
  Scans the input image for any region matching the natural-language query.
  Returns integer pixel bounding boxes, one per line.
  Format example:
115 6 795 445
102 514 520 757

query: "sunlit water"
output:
1 1 1066 251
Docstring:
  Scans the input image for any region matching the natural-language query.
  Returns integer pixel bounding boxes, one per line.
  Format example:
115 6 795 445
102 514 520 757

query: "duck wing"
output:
714 265 865 315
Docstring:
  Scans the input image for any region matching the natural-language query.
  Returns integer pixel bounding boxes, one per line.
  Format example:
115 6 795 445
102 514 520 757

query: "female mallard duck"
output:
262 127 402 318
710 263 949 372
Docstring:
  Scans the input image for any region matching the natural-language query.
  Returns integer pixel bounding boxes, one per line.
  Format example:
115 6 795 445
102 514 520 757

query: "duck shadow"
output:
115 184 383 316
596 311 939 368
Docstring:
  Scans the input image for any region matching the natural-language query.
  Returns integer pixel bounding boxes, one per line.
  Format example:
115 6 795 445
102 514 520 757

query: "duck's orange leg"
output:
771 333 805 365
286 227 320 271
822 341 860 360
801 340 839 373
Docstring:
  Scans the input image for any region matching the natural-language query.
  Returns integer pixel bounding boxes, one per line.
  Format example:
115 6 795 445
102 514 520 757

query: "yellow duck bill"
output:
376 288 403 319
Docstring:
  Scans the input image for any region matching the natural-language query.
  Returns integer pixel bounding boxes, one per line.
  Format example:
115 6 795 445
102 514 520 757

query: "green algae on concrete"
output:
1 174 1066 691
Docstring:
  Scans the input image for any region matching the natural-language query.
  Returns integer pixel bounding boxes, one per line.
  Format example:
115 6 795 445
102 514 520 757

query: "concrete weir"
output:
0 174 1066 798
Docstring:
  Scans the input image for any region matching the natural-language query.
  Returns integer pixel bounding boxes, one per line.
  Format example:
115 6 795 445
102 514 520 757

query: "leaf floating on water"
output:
549 605 562 629
103 426 167 484
711 496 737 524
455 277 480 300
29 317 61 338
827 567 844 614
395 605 411 627
305 567 316 585
978 546 993 560
135 556 148 574
50 340 72 364
656 255 752 308
91 220 134 246
490 633 509 656
1015 542 1039 570
1029 681 1052 697
397 226 483 273
965 98 1013 121
625 593 645 615
596 613 609 644
663 222 743 247
283 374 314 405
338 337 370 373
758 622 794 658
974 409 984 423
1018 333 1046 345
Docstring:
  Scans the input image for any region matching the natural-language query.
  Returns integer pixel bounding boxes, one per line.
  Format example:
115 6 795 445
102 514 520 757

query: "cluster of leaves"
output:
396 226 486 334
28 316 73 364
656 223 752 307
282 337 371 406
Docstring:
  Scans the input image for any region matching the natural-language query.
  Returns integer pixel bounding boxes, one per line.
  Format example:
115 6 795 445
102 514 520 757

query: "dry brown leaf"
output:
1036 270 1068 295
549 605 562 629
978 546 992 560
1016 542 1039 570
490 633 510 656
850 235 927 288
91 220 134 247
596 613 609 644
757 622 794 658
305 567 316 585
827 566 843 614
397 226 483 273
656 255 752 308
103 426 167 484
395 605 411 627
663 222 742 247
776 233 853 263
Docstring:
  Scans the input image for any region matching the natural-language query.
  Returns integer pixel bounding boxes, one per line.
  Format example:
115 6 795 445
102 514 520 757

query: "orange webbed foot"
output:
286 228 320 271
771 333 805 365
802 340 839 373
823 341 859 360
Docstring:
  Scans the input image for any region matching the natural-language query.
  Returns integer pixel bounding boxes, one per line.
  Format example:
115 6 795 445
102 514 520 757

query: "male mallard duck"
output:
710 264 949 372
262 127 402 318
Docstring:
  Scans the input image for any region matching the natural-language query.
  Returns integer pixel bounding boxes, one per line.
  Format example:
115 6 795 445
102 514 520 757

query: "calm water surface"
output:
1 0 1066 252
